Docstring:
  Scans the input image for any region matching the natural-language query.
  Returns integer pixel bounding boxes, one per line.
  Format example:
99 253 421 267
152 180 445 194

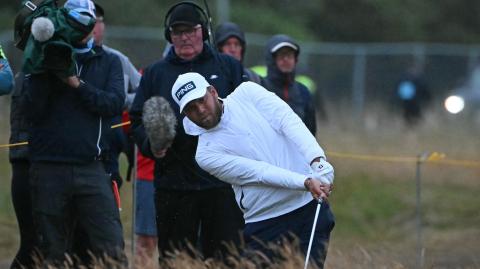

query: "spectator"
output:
92 2 140 109
393 62 432 125
0 45 14 95
174 72 335 268
23 0 127 265
92 2 140 187
262 34 317 134
9 71 39 268
134 151 157 267
129 1 245 261
215 22 261 83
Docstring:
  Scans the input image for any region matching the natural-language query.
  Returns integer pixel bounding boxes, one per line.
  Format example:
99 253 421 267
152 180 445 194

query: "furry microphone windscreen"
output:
31 17 55 42
142 96 177 158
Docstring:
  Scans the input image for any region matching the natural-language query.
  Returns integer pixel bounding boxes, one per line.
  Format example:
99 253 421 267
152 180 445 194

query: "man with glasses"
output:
129 2 245 262
262 34 317 135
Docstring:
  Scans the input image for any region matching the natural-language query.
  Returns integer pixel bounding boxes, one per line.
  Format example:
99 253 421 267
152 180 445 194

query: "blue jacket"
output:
130 44 245 190
24 46 125 163
0 58 14 95
262 35 317 135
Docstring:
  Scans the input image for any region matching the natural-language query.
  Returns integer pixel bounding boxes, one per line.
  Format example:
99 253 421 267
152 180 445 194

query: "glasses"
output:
170 25 201 39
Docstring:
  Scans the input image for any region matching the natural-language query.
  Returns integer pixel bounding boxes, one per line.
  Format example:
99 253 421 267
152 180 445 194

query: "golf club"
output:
304 198 322 269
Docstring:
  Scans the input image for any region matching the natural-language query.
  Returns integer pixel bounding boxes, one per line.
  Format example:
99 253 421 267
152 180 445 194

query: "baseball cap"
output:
270 41 298 53
64 0 96 18
167 3 203 28
172 73 211 113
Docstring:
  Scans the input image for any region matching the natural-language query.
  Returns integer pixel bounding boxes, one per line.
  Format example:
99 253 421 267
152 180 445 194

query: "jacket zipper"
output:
76 62 102 157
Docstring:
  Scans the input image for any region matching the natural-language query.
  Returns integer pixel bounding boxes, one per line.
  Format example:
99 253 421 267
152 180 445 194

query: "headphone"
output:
163 1 210 43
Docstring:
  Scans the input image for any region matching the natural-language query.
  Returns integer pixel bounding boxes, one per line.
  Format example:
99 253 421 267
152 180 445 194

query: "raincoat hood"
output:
265 34 300 84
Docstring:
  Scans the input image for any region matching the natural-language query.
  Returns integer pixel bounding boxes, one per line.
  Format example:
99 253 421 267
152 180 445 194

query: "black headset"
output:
163 1 210 43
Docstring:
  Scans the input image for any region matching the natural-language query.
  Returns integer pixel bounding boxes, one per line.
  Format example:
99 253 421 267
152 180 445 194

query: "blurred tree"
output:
2 0 480 43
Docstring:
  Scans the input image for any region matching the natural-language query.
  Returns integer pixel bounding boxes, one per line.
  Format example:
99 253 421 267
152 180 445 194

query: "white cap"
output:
270 41 298 53
172 72 211 113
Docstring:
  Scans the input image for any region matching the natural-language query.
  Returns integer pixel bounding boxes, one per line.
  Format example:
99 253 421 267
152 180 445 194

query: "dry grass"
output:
22 241 411 269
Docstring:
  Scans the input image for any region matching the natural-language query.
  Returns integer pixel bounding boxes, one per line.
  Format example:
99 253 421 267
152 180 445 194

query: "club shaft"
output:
304 199 322 269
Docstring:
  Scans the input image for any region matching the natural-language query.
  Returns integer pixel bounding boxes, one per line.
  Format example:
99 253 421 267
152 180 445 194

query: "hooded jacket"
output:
215 22 262 84
215 22 246 59
263 35 316 134
129 43 245 191
23 46 125 163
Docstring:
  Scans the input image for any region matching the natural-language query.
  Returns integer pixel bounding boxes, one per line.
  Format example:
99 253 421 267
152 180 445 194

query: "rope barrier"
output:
110 121 131 129
328 151 480 168
0 121 131 148
0 141 29 148
2 125 480 168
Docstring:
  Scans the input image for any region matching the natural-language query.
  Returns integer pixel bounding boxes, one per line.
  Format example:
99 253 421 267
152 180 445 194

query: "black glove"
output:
110 172 123 189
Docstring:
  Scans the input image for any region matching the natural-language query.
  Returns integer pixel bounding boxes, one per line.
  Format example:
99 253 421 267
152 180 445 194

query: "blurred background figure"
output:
0 45 14 95
93 2 140 109
393 62 432 126
262 34 317 134
92 2 140 189
215 22 262 83
444 58 480 118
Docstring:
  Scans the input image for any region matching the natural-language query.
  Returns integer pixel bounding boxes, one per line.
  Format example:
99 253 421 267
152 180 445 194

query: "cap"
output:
172 72 211 113
270 41 298 53
167 3 203 28
64 0 96 18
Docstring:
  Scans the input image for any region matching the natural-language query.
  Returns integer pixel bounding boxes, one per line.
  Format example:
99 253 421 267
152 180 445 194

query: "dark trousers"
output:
155 187 244 260
29 161 126 266
244 200 335 269
10 161 38 269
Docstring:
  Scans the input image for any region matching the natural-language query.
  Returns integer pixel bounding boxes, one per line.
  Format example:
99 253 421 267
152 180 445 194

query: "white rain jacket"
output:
183 81 328 223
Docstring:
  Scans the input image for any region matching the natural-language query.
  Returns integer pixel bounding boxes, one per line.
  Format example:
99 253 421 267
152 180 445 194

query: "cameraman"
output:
23 0 127 265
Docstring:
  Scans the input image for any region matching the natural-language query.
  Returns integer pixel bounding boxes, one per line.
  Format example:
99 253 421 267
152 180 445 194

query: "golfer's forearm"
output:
197 151 307 190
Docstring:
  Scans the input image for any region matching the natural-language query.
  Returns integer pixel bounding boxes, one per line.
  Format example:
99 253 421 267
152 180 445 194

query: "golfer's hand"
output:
304 178 332 201
310 158 334 184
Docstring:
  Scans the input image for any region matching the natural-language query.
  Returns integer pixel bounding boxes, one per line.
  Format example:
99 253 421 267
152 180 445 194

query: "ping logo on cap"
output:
175 81 196 100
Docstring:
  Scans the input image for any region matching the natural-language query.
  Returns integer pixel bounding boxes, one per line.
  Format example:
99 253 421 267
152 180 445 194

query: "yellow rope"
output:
0 121 131 148
328 151 417 163
110 121 131 129
0 142 29 148
328 151 480 168
2 127 480 169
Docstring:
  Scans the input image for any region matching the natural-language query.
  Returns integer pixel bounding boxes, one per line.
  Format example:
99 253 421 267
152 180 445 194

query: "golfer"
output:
171 72 335 268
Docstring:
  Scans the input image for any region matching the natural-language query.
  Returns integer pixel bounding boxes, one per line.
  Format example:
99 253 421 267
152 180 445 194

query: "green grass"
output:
330 173 412 240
